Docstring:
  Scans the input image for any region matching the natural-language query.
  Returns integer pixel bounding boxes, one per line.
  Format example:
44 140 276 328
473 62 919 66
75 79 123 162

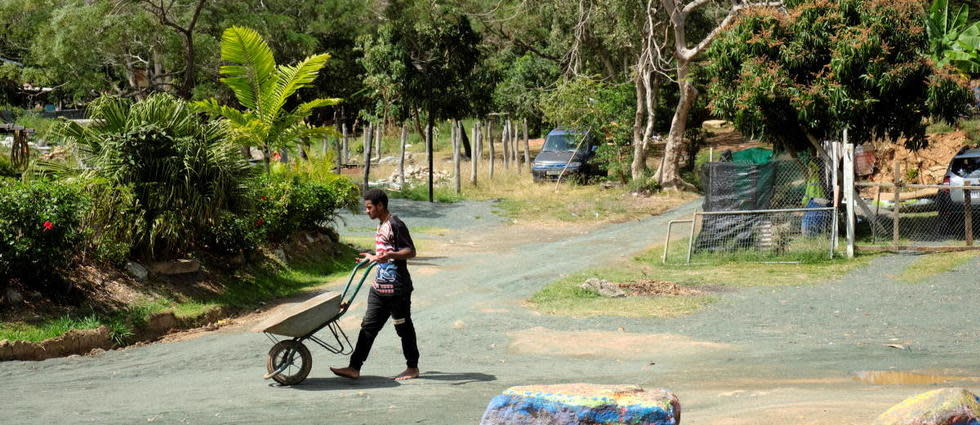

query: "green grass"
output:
897 250 980 283
529 240 875 318
927 120 955 134
0 315 102 343
961 118 980 146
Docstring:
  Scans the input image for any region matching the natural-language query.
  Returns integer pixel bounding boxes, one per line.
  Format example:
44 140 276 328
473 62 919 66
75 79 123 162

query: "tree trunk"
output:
426 113 435 202
631 63 648 180
655 61 697 191
459 121 472 159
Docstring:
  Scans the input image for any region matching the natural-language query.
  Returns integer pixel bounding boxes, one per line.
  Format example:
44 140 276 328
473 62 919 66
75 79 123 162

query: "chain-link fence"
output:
854 181 979 250
664 154 840 263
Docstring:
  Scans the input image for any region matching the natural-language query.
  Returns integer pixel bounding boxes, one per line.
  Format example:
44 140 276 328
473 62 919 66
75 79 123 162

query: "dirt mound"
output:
618 279 704 296
867 131 968 186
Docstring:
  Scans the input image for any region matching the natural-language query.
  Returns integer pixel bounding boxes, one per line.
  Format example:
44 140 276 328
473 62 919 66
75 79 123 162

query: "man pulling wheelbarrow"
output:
331 189 420 381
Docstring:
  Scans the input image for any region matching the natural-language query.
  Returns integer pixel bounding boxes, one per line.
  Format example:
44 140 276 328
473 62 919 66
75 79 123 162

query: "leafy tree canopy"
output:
704 0 974 152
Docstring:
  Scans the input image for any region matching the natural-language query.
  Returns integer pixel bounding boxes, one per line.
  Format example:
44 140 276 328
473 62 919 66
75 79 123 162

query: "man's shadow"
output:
285 371 496 391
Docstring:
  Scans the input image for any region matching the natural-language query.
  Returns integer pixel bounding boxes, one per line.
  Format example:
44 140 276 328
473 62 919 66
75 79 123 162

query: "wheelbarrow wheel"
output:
266 340 312 385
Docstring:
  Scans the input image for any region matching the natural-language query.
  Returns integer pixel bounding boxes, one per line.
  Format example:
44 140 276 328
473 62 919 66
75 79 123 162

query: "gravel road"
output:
3 198 979 424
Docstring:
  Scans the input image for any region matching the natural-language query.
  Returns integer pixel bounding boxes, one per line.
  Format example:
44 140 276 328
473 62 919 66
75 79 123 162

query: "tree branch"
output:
681 1 781 60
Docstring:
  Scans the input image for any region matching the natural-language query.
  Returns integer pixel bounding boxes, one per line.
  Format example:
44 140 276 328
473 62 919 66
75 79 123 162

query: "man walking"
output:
331 189 420 381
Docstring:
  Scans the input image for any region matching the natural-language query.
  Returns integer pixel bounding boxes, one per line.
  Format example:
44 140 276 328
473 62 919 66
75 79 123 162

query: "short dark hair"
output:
363 188 388 209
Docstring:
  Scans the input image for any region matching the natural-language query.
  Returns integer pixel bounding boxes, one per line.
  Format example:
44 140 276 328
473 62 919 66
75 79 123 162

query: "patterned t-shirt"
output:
373 214 415 296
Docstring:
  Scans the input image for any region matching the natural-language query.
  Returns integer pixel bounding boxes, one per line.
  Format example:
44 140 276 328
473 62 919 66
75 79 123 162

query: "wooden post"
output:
471 121 479 185
523 118 530 173
454 120 461 195
488 119 495 179
892 158 900 247
399 124 407 188
363 123 373 191
965 189 974 246
426 115 434 203
510 119 518 164
342 123 349 165
843 141 856 258
501 119 510 169
334 135 342 174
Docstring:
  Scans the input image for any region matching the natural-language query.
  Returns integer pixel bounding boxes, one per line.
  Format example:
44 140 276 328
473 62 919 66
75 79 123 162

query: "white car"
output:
937 148 980 221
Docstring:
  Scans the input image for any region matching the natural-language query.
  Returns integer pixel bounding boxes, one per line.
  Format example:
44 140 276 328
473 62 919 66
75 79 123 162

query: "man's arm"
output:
360 247 415 263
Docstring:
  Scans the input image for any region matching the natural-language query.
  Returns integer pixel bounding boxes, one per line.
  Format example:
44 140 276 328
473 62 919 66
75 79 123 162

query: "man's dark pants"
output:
348 289 419 370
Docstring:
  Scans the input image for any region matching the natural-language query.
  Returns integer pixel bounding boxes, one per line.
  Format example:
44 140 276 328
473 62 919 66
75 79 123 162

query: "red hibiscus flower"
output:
42 221 54 232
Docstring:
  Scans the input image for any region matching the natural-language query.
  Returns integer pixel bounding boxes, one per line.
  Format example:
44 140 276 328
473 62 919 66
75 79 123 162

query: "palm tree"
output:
194 26 341 172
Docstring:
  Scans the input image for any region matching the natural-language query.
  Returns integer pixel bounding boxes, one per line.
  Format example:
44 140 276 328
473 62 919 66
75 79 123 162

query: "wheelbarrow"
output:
252 259 376 385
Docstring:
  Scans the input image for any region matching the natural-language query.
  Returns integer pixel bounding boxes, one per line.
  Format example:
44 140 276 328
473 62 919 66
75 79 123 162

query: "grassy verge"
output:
0 244 360 345
897 250 980 283
530 241 874 318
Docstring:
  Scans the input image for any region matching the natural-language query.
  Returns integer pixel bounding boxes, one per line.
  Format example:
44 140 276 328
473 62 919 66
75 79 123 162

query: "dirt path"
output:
3 198 979 424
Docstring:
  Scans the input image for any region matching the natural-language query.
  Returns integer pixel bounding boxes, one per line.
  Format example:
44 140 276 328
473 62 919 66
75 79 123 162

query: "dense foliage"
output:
60 93 253 258
0 179 86 286
194 26 340 171
704 0 974 151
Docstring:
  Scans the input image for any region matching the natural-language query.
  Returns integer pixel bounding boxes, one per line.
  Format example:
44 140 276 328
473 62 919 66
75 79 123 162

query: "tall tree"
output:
653 0 781 190
138 0 209 99
361 1 484 201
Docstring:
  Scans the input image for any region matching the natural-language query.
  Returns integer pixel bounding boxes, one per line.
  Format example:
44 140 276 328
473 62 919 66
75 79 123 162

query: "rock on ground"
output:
580 278 626 298
873 388 980 425
479 383 680 425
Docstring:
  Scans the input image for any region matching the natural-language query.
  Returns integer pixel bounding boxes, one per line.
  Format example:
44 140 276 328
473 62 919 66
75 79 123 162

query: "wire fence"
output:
854 181 979 250
664 154 840 263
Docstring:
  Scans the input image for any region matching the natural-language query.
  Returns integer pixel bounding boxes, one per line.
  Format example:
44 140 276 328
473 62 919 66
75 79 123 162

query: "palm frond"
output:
219 26 276 111
260 54 331 122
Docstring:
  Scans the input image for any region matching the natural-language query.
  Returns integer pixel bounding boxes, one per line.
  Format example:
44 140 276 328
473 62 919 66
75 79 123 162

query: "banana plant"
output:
925 0 980 76
194 26 341 172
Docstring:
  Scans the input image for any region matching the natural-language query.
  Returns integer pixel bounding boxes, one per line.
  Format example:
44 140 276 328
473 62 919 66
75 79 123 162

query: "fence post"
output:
966 189 974 247
453 120 462 195
399 124 407 188
830 141 839 258
471 121 479 185
342 123 349 165
523 118 530 173
892 158 900 248
363 123 373 191
488 119 495 179
843 142 856 258
686 213 698 264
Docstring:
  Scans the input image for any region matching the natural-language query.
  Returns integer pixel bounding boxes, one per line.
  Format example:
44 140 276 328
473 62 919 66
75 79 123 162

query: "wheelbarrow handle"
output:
339 259 376 313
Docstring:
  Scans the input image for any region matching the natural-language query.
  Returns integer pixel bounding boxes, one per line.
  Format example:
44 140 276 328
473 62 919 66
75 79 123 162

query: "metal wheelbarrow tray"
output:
255 260 376 385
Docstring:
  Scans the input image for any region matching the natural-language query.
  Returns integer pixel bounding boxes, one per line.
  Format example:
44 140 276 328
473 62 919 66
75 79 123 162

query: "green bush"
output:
200 212 261 255
0 155 16 178
0 179 87 286
252 174 359 243
60 94 254 258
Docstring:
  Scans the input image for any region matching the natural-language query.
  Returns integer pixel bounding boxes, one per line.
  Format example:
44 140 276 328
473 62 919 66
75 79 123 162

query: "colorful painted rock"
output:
873 388 980 425
479 383 681 425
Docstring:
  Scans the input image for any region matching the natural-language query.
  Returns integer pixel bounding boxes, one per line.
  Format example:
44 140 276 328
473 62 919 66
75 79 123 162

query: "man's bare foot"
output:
394 368 419 381
330 367 360 379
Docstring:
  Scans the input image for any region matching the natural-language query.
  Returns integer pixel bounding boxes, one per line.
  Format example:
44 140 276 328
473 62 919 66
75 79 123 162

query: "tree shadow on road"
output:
286 371 496 391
